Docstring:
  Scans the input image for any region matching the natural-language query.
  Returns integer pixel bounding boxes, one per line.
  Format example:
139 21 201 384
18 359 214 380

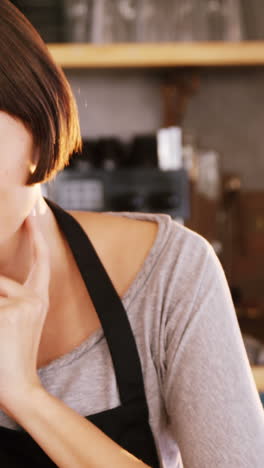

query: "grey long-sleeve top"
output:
0 211 263 467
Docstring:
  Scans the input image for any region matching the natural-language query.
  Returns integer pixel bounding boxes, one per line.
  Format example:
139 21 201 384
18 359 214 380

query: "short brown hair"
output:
0 0 82 185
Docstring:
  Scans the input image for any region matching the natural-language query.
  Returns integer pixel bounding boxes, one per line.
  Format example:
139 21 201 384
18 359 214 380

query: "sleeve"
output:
162 243 264 468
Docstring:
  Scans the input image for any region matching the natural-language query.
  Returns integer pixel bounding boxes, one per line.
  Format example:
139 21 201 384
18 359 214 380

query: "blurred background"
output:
10 0 264 401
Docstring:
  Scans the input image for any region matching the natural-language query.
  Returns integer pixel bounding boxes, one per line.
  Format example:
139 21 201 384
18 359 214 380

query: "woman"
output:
0 1 263 467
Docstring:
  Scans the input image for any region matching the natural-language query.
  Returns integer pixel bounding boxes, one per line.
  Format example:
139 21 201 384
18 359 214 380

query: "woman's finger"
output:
23 214 50 297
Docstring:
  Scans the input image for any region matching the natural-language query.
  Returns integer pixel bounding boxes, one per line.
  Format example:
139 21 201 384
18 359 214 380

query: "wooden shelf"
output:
47 41 264 69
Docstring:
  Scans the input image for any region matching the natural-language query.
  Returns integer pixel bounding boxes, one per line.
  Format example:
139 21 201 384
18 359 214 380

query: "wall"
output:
65 67 264 191
64 66 264 306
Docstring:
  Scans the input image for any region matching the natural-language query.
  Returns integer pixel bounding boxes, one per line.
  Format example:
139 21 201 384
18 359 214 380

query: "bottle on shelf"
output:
135 0 164 42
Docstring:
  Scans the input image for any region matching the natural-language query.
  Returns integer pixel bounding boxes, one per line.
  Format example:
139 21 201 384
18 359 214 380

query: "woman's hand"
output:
0 211 50 413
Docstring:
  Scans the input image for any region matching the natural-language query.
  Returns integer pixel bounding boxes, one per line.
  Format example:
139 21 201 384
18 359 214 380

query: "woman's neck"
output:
0 216 32 283
0 197 60 288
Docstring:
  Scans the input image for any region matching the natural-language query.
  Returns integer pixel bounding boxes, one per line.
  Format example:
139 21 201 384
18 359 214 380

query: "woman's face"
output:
0 111 40 243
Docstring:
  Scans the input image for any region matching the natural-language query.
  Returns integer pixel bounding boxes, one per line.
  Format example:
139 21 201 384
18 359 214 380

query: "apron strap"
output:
45 198 149 413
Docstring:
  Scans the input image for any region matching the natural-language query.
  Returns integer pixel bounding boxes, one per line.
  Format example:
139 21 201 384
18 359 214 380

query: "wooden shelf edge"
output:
251 366 264 391
47 41 264 68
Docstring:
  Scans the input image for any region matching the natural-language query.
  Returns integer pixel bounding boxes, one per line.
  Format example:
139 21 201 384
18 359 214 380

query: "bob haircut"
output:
0 0 82 185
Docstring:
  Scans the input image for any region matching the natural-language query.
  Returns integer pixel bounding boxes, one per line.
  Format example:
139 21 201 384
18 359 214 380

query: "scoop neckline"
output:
37 210 173 374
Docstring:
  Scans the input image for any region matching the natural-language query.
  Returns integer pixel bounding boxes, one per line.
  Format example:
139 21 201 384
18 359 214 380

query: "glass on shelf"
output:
196 145 221 201
91 0 138 43
115 0 138 42
135 0 244 43
135 0 166 42
205 0 244 41
63 0 244 44
64 0 92 42
166 0 244 42
168 0 209 42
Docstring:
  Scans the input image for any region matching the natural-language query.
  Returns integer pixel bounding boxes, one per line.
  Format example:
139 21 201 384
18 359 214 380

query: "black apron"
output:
0 199 160 468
